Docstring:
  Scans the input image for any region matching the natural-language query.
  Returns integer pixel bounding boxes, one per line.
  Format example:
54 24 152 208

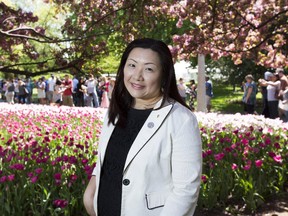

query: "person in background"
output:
276 68 288 100
85 74 99 108
5 79 15 104
47 74 56 104
83 38 202 216
62 74 74 107
99 76 110 108
177 77 187 103
37 77 46 105
279 85 288 122
18 79 28 104
25 78 33 104
108 77 116 100
259 71 273 118
14 79 19 103
52 79 65 106
259 73 281 119
276 68 288 120
205 76 213 112
76 77 86 107
72 75 79 105
42 77 49 104
187 79 197 111
242 74 257 115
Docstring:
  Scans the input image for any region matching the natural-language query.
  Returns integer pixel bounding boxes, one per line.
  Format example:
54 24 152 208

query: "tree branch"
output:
0 62 81 77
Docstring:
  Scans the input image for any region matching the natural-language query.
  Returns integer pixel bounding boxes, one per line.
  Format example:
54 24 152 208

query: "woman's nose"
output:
133 67 144 81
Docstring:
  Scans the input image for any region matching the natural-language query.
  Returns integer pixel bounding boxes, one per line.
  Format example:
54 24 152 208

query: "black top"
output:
97 108 152 216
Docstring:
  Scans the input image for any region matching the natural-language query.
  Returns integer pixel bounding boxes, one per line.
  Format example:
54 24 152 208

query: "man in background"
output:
205 76 213 112
62 74 74 106
47 74 56 104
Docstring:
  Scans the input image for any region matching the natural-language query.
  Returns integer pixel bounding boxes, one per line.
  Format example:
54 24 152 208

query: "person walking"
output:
83 38 202 216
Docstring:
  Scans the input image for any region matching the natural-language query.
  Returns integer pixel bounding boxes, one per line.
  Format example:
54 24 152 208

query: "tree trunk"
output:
197 54 206 112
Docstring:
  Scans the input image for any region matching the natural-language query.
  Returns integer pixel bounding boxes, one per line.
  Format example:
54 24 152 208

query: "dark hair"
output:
56 79 62 85
108 38 190 126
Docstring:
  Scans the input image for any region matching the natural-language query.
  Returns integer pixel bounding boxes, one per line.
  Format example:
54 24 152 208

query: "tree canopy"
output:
0 0 287 77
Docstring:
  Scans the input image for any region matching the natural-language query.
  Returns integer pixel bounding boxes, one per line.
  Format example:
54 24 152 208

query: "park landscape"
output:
1 0 288 215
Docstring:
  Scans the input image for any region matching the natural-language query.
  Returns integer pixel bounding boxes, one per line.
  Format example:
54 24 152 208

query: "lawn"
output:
210 84 262 114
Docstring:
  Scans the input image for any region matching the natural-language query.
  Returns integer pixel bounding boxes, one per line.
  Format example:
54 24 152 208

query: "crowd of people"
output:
0 74 115 108
1 68 287 122
242 68 288 122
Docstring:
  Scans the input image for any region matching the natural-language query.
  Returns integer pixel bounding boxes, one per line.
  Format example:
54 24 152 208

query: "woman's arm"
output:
83 176 96 216
245 86 252 103
160 111 202 216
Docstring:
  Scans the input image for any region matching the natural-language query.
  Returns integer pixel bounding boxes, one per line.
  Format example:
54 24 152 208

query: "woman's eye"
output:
128 63 135 68
145 67 154 72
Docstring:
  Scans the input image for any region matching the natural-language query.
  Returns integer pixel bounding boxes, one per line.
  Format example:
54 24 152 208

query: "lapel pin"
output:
147 122 154 128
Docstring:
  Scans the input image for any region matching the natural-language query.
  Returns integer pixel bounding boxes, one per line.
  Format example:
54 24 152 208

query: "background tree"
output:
0 0 287 78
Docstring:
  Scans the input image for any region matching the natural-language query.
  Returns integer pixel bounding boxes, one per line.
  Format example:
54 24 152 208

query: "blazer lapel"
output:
123 100 174 173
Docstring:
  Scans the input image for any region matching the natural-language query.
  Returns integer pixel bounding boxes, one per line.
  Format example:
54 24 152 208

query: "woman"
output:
52 79 64 106
177 77 187 103
37 77 46 104
108 77 116 100
18 79 28 104
5 79 15 104
83 38 202 216
99 76 110 108
242 74 257 114
76 77 86 107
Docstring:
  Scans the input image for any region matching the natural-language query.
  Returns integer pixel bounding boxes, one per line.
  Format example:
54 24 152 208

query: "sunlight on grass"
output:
211 84 262 114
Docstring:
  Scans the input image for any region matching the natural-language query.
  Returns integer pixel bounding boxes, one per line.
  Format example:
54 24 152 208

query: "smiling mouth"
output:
131 83 145 90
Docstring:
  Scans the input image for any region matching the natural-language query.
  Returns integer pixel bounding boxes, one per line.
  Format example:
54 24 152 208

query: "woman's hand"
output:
83 176 97 216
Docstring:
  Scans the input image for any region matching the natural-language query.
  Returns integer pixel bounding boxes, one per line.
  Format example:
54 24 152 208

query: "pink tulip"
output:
255 160 263 168
273 155 282 163
35 168 43 174
0 176 7 183
231 163 238 170
31 176 38 183
201 175 208 183
9 163 25 170
214 153 225 161
53 199 68 208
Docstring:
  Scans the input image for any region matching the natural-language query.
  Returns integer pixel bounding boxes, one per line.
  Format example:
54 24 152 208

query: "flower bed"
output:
197 112 288 212
0 104 287 215
0 104 104 215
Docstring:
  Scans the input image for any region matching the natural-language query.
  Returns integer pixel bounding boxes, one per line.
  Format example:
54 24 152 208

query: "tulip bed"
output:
197 112 288 212
0 104 288 215
0 104 104 215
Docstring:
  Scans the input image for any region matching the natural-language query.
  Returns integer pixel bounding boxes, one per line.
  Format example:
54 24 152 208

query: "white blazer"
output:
92 98 202 216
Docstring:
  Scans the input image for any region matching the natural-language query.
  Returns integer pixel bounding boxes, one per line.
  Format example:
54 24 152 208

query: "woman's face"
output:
123 48 162 103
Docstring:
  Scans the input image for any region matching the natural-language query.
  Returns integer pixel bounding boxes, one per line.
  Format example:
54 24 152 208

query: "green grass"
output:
210 84 262 114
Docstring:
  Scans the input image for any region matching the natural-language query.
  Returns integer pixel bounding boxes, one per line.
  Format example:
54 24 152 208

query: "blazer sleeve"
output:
160 112 202 216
